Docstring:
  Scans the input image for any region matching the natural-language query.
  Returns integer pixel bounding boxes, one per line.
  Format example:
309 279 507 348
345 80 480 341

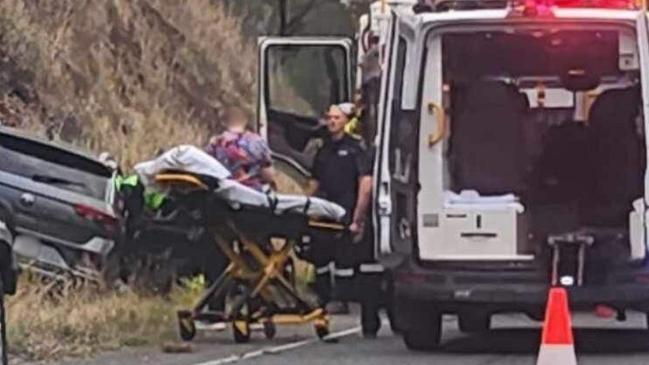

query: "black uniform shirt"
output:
312 134 372 222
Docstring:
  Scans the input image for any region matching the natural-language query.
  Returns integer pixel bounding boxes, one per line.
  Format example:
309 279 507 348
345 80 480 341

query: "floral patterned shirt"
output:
205 130 272 191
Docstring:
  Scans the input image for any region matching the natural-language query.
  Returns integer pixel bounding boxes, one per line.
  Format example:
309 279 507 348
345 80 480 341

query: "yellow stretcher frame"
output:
155 173 341 343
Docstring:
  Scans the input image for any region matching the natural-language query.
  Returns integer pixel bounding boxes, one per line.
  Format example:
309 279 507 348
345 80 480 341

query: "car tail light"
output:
74 204 118 234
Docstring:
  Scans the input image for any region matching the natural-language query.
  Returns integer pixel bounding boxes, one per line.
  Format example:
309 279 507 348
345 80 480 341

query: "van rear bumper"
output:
393 258 649 313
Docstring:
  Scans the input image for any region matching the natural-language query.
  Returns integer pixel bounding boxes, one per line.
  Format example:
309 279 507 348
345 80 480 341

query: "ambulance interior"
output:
440 27 646 264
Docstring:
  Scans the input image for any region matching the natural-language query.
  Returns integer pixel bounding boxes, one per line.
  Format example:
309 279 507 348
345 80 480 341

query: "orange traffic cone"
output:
536 287 577 365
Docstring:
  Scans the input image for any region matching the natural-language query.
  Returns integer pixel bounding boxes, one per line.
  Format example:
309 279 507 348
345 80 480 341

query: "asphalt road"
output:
15 307 649 365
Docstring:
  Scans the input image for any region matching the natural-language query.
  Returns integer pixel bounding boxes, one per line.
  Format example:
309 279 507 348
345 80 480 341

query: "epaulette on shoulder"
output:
347 133 362 142
348 134 368 150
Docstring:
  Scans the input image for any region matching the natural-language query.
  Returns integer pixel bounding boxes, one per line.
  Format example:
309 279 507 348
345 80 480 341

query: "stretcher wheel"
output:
178 319 196 342
314 321 330 339
263 321 276 339
177 311 196 342
233 320 251 343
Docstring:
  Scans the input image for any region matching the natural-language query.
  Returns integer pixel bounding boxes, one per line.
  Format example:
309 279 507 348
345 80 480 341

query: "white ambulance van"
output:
258 0 649 351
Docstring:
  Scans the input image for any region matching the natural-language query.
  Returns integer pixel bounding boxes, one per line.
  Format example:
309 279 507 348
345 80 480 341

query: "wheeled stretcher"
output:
135 146 347 343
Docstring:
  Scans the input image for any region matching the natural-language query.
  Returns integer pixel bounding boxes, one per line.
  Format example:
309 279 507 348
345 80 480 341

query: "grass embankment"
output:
5 276 202 361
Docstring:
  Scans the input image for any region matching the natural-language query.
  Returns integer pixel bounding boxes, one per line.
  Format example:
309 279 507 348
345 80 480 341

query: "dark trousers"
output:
307 227 395 335
353 221 396 335
308 232 356 306
356 269 383 334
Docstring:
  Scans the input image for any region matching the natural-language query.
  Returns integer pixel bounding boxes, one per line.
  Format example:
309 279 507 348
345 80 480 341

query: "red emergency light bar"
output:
552 0 641 8
509 0 643 15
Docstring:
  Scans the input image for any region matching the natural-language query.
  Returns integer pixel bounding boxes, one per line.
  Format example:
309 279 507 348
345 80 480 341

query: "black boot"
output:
361 300 381 338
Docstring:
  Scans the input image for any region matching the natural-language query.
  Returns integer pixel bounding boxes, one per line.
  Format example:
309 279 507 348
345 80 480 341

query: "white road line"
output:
263 339 312 354
190 326 361 365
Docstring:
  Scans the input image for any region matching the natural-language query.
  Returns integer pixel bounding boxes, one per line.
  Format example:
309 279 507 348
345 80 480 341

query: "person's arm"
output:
352 175 372 225
254 135 277 190
350 175 372 239
307 145 324 196
306 179 319 196
205 135 219 155
260 165 277 190
349 144 374 239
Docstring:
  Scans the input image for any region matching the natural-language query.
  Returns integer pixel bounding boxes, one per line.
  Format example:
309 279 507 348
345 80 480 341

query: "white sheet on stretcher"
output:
444 190 525 213
134 145 231 186
135 146 346 221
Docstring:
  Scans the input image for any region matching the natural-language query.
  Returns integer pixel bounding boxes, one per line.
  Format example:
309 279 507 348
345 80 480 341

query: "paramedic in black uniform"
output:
307 103 379 337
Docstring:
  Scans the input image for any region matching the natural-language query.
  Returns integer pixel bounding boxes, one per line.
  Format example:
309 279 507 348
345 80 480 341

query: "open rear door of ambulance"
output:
373 14 420 267
258 37 353 187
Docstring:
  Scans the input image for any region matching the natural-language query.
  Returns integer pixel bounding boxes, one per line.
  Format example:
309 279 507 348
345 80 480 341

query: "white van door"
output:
257 37 353 184
374 17 422 264
636 13 649 260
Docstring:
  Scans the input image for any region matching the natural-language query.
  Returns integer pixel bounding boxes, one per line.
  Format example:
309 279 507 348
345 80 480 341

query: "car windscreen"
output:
0 133 111 200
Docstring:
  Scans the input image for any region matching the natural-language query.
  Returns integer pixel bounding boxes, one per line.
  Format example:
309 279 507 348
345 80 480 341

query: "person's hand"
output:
349 220 365 243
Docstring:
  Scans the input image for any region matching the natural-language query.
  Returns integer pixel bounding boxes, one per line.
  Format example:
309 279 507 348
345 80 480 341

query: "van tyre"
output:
458 313 491 333
403 310 442 351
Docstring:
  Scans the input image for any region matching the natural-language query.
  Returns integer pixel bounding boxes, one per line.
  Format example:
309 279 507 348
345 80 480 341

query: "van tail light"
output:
74 204 118 234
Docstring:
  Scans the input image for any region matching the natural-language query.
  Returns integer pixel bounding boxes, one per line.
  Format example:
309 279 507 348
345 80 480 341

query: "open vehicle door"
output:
373 15 421 264
258 37 353 185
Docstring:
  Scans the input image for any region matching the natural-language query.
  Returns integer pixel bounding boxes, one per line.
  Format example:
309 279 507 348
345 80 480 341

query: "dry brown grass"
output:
5 276 201 360
81 109 209 170
0 0 257 165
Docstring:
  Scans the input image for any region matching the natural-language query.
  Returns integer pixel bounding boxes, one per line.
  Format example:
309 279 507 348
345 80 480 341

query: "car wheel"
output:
403 309 442 352
0 278 8 365
458 313 491 333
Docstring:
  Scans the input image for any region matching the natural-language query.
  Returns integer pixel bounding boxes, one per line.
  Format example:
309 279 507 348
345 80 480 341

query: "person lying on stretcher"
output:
134 145 346 223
